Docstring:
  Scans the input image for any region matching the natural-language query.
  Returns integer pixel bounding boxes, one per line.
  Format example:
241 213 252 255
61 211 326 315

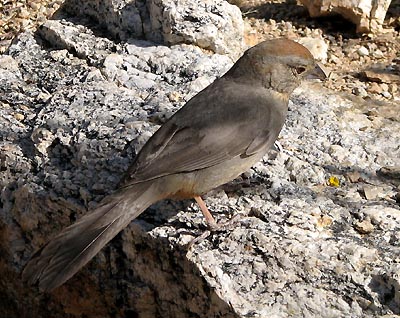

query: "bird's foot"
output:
205 213 243 231
188 214 243 248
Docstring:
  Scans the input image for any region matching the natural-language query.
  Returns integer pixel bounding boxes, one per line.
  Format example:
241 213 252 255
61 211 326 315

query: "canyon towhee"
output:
22 38 326 291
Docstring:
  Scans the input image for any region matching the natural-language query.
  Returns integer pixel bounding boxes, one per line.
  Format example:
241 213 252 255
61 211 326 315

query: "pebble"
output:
0 0 63 53
353 87 368 97
18 8 30 19
380 83 389 91
345 171 361 183
368 82 383 94
363 185 384 200
354 219 374 234
29 2 40 11
328 53 341 64
389 83 398 94
316 215 333 229
363 70 400 84
297 37 328 62
168 91 181 102
372 49 384 58
357 46 369 56
13 113 24 121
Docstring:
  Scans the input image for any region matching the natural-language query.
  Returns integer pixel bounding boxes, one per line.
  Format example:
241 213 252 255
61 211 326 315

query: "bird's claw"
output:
206 213 243 231
188 214 243 248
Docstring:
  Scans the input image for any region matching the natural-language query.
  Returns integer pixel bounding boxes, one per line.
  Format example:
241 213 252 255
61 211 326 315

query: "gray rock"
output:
61 0 245 56
1 4 400 318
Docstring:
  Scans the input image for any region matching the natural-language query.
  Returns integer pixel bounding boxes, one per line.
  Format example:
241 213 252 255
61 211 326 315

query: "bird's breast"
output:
160 152 263 200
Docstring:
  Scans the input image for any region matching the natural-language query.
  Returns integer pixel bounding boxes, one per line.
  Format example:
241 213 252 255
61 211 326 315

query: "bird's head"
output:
227 38 326 95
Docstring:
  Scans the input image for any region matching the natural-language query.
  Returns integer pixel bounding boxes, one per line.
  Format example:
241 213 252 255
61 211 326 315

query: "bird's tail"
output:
22 181 160 292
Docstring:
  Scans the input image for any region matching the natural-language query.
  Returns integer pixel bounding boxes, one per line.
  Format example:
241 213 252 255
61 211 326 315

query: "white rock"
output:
299 0 392 32
372 49 384 58
357 46 369 56
353 86 368 97
362 206 400 230
297 37 329 62
62 0 245 56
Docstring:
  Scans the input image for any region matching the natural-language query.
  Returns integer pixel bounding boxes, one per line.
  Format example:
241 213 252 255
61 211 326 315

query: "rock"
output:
38 19 118 66
154 0 245 56
13 113 25 121
316 215 333 229
363 70 400 84
389 83 398 94
31 127 55 156
362 184 391 200
328 144 348 162
297 37 329 62
299 0 392 33
354 218 374 234
361 206 400 230
353 86 368 97
378 166 400 186
357 46 369 56
1 2 400 317
372 49 384 58
340 110 372 131
380 83 389 91
368 82 384 94
0 55 20 72
346 171 362 183
61 0 245 56
328 53 341 64
284 156 326 185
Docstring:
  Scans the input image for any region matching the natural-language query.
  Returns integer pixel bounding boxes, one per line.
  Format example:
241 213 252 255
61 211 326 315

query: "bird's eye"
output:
294 66 306 74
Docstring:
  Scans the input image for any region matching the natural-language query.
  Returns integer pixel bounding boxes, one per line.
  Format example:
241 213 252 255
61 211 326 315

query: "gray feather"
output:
22 182 158 291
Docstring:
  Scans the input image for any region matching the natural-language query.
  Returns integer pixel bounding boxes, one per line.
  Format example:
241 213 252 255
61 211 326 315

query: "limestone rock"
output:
299 0 392 33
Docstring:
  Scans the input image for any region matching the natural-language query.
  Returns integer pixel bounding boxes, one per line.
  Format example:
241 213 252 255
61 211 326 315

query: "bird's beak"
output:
307 63 327 80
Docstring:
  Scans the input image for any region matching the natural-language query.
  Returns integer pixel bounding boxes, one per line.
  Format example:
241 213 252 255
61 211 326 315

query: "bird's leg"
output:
189 196 243 248
194 196 242 231
194 196 218 230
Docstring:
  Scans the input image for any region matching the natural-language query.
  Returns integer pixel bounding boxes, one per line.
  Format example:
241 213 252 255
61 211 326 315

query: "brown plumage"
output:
22 38 326 291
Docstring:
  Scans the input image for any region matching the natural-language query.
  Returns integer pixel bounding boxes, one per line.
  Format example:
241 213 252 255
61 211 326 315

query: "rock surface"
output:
299 0 392 33
60 0 245 56
1 2 400 318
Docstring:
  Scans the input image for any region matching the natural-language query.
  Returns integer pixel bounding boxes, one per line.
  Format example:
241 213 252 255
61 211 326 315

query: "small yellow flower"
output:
327 176 340 187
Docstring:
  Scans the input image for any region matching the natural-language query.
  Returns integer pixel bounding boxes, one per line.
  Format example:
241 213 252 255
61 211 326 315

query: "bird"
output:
22 38 326 291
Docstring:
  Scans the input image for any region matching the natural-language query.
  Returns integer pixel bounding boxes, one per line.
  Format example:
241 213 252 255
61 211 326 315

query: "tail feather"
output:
22 182 159 291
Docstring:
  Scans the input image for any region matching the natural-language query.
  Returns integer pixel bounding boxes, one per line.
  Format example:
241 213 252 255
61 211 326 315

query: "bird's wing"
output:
121 81 282 185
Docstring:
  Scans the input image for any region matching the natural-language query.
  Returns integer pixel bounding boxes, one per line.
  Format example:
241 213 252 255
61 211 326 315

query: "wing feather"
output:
121 81 283 186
